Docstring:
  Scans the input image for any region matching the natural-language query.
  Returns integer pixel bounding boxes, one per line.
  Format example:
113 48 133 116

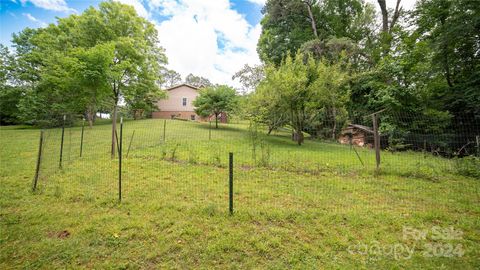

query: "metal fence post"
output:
372 113 381 170
119 117 123 202
32 130 44 191
229 152 234 215
59 114 66 168
80 118 85 157
163 119 166 142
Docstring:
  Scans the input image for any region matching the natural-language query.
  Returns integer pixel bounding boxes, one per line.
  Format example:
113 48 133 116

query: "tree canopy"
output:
249 0 479 148
1 0 167 129
193 85 238 128
184 73 213 88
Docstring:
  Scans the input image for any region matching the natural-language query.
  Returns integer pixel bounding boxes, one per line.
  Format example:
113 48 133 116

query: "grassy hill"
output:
1 119 479 269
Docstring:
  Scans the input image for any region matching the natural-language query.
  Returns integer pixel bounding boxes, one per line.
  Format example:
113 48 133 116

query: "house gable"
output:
156 84 200 112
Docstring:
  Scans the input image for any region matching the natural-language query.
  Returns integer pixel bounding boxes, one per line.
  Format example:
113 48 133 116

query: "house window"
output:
182 98 187 106
191 115 195 121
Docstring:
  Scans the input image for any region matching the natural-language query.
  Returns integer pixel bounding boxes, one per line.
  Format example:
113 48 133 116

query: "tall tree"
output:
303 0 319 38
377 0 403 55
185 73 213 88
232 64 265 93
256 53 319 145
258 0 376 66
161 69 182 88
257 0 316 65
9 1 167 155
0 44 22 125
308 58 349 139
412 0 480 118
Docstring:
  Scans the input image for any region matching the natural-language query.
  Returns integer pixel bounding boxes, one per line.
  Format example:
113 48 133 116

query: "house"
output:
152 84 201 120
338 124 374 147
152 83 228 123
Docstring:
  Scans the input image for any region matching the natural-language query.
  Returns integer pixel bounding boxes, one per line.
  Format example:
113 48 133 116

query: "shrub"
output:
455 156 480 178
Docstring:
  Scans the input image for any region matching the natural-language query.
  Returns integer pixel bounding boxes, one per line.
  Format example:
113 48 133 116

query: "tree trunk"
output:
87 111 94 128
378 0 402 55
390 0 402 34
304 1 318 38
377 0 389 33
294 130 304 145
215 113 219 129
267 126 274 135
440 18 453 87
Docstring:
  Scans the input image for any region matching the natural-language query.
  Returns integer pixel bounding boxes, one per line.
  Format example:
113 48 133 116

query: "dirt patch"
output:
48 230 71 239
240 165 253 171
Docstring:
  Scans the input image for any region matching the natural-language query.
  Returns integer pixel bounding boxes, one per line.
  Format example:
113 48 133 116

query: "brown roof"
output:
163 83 199 91
347 124 374 134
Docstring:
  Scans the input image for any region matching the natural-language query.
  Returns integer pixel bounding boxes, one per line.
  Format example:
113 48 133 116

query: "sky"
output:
0 0 417 86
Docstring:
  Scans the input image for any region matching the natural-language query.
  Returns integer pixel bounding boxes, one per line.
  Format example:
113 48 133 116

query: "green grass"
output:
1 119 479 269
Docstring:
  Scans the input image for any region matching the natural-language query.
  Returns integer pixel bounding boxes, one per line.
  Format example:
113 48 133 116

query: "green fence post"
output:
163 119 166 142
32 130 44 191
119 117 123 202
372 113 380 170
229 152 234 215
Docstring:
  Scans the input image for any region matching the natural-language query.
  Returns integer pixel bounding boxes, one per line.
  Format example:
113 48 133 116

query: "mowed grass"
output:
0 119 479 269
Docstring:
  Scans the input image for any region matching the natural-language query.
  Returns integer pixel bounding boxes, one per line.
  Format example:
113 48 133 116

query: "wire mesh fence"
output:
32 111 480 216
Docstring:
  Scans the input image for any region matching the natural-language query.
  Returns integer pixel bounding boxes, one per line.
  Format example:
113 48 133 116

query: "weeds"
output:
455 156 480 178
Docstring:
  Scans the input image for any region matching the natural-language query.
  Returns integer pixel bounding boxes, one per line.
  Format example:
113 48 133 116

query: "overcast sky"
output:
0 0 418 86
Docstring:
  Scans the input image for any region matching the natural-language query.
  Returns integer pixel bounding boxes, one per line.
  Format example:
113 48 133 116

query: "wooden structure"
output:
338 124 374 147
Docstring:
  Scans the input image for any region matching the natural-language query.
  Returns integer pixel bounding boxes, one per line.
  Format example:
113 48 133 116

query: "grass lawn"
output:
1 119 479 269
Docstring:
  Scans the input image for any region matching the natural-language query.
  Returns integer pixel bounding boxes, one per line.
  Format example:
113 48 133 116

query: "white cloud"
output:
20 0 76 12
23 12 47 27
153 0 262 86
246 0 266 6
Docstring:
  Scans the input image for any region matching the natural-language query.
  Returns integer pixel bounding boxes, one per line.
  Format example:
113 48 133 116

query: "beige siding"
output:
156 85 199 112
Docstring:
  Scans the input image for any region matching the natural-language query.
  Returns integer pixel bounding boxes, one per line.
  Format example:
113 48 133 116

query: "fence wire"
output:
32 111 480 216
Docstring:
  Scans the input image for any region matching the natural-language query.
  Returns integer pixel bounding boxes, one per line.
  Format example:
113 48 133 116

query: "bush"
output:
455 156 480 178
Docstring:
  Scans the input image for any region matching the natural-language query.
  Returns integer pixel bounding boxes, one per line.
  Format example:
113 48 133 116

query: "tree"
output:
258 0 376 66
412 0 480 118
308 58 349 139
193 85 238 128
232 64 265 93
80 1 167 157
161 69 182 88
377 0 403 55
9 1 167 156
185 73 213 88
257 0 317 65
248 79 289 135
0 44 22 125
71 44 112 127
255 53 318 145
